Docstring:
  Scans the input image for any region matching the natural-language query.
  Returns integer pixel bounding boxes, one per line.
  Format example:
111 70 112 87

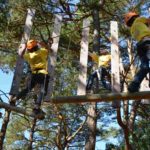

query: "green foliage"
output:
5 116 29 147
129 105 150 150
105 142 120 150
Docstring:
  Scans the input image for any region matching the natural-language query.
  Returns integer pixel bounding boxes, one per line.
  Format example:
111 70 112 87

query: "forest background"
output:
0 0 150 150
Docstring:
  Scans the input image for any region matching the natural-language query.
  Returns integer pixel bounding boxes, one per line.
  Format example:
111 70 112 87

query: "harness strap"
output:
32 68 47 74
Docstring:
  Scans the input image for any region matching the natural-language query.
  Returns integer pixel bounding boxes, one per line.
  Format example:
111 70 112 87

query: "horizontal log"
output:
0 91 150 116
0 102 35 118
45 91 150 104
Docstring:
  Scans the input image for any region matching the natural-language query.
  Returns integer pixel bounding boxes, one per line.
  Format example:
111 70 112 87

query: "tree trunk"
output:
85 103 97 150
85 8 100 150
0 94 16 149
0 110 11 149
28 118 37 150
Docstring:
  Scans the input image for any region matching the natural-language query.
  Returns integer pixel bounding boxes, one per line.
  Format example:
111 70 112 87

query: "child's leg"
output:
86 70 98 91
128 56 149 92
101 67 111 90
34 74 49 108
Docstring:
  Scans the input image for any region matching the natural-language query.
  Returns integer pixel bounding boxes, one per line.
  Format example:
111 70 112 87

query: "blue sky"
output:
0 70 13 102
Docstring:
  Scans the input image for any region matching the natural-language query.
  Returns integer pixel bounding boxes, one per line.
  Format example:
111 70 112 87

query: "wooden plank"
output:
110 21 121 108
9 9 35 96
0 102 35 117
44 14 62 101
0 102 45 119
46 91 150 104
1 91 150 115
77 18 90 95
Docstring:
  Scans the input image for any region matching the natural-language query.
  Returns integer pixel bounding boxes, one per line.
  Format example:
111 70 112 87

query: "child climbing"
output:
86 49 111 93
14 39 52 119
124 11 150 92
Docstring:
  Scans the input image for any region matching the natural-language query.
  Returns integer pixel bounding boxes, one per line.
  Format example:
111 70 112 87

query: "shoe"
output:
9 96 17 105
32 108 45 120
128 81 140 93
86 89 92 94
86 86 92 94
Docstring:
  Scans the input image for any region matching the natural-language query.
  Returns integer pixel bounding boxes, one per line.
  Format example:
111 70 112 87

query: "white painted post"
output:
110 21 121 108
77 18 90 95
9 9 35 95
44 14 62 101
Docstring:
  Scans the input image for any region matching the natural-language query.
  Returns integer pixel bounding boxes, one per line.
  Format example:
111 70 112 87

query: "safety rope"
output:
40 39 52 103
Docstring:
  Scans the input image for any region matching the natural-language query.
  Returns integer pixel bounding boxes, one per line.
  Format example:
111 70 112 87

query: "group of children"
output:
11 11 150 119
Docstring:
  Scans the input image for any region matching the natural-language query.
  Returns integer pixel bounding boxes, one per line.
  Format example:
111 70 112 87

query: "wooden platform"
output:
45 91 150 104
0 91 149 118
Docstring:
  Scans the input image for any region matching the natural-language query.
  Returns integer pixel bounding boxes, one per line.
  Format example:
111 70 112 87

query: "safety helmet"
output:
27 39 38 50
124 11 139 26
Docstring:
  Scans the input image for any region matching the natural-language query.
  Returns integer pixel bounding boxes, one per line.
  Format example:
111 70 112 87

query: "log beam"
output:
47 91 150 104
0 102 35 118
0 91 150 116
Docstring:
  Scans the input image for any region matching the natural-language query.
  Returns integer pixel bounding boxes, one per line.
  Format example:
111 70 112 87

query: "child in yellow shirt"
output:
15 39 52 119
124 11 150 92
86 50 111 92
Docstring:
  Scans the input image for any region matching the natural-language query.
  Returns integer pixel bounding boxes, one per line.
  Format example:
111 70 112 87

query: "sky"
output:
0 70 13 103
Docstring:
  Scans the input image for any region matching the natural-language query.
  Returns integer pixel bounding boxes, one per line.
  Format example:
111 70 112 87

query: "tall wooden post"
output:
77 18 90 95
9 8 35 96
44 14 62 101
110 21 121 108
140 79 150 104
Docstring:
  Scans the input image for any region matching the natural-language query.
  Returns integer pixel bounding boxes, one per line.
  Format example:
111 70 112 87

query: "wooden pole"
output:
1 91 150 115
0 102 35 117
49 91 150 104
77 18 90 95
110 21 121 108
44 14 62 101
9 9 35 96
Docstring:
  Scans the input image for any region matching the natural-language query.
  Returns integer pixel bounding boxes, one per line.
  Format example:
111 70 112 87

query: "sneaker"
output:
32 108 45 120
9 96 17 105
128 81 140 93
86 89 93 94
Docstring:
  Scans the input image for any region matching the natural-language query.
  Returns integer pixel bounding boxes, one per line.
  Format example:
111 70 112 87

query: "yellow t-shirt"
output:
89 52 111 67
130 17 150 42
24 47 48 74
